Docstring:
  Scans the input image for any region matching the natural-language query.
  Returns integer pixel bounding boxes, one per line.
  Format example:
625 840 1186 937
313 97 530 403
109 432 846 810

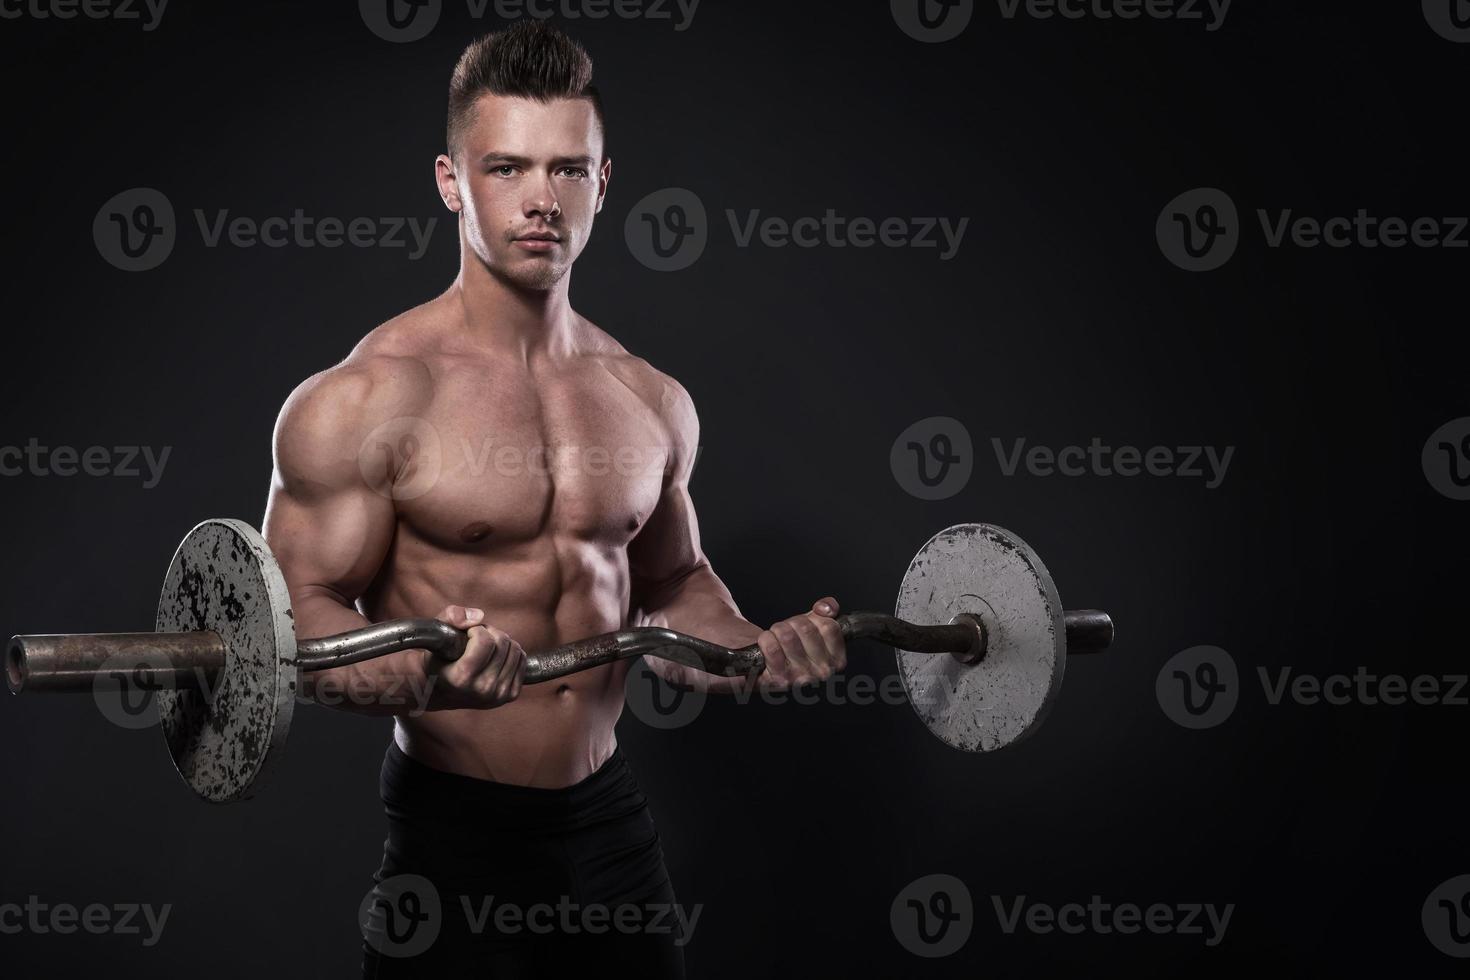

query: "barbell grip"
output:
297 609 1123 683
295 612 985 682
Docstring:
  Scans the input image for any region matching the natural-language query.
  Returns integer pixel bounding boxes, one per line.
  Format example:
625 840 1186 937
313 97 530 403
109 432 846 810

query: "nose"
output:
524 177 561 221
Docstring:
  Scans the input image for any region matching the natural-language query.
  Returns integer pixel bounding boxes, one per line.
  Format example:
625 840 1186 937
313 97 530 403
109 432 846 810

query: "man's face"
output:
437 93 609 291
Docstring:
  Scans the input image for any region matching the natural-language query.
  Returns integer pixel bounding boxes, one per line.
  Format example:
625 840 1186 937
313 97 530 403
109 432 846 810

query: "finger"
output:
812 596 839 618
491 642 523 702
438 604 485 629
757 631 792 687
812 615 847 671
506 647 526 701
787 617 833 679
772 621 815 684
441 624 493 687
473 634 512 698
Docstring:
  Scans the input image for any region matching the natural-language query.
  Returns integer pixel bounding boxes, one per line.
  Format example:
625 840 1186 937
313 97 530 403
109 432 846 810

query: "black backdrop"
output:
2 1 1467 975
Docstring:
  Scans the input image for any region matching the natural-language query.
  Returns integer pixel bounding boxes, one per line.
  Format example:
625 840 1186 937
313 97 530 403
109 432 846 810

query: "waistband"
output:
380 740 646 834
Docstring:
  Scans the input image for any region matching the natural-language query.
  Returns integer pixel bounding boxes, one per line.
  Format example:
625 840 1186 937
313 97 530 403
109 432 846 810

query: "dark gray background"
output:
2 1 1466 975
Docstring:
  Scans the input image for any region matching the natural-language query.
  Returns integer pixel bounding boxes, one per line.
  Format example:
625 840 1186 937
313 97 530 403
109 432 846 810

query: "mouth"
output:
512 233 561 253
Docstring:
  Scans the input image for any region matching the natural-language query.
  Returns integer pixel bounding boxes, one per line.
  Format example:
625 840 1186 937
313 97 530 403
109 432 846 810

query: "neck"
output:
450 246 577 362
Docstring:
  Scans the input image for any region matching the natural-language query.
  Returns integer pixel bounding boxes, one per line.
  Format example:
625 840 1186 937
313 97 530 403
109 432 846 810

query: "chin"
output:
491 258 569 293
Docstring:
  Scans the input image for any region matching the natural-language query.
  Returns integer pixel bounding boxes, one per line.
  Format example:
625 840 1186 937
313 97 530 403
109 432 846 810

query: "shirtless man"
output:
261 21 846 978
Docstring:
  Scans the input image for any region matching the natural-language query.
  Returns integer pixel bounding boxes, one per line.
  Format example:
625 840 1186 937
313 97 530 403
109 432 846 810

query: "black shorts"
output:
360 741 686 979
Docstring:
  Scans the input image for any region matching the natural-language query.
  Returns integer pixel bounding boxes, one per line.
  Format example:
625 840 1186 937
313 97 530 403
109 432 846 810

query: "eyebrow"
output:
477 152 597 168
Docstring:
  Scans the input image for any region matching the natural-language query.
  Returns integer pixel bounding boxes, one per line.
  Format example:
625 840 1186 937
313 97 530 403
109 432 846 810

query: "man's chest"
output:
388 361 671 549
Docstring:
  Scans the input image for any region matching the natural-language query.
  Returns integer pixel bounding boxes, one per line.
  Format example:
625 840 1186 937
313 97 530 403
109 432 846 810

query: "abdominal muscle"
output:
367 529 637 789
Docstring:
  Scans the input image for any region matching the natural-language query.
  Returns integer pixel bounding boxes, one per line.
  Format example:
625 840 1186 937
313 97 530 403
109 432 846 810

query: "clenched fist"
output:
756 596 847 689
422 604 527 710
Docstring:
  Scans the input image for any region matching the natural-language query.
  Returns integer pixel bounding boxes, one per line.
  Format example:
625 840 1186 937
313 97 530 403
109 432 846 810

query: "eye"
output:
491 165 517 177
558 167 589 180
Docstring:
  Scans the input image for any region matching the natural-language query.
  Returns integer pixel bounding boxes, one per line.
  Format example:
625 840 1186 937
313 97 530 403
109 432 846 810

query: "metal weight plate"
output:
895 524 1064 752
155 519 297 803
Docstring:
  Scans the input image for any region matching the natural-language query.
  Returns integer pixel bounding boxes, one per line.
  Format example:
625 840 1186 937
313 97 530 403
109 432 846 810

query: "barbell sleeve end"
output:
6 631 228 694
1063 610 1114 655
7 636 29 694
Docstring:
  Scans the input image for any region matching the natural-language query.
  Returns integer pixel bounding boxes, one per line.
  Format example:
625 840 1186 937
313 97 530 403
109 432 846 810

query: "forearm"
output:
638 564 763 694
292 588 436 716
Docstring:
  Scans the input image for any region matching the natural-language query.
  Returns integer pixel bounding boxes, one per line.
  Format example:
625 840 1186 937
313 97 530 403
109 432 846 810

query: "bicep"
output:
627 374 707 614
261 371 399 606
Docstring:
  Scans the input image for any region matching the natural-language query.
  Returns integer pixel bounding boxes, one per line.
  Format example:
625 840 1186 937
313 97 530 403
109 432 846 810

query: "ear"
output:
435 153 463 213
594 156 613 215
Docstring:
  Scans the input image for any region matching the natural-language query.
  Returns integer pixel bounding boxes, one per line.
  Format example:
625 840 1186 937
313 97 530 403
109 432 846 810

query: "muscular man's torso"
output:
355 302 674 788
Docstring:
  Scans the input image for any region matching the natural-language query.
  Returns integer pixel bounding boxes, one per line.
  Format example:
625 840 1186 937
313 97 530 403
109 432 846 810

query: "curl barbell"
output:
6 519 1113 803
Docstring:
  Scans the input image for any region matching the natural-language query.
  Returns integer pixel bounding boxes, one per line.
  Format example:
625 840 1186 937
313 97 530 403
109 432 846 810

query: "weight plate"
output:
155 519 296 803
895 523 1064 752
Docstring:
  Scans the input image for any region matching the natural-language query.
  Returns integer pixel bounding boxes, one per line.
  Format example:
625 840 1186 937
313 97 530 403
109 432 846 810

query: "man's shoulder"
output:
583 324 697 434
276 307 441 449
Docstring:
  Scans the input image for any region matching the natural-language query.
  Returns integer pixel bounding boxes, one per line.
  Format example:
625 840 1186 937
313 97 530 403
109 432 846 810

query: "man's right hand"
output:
423 605 528 710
